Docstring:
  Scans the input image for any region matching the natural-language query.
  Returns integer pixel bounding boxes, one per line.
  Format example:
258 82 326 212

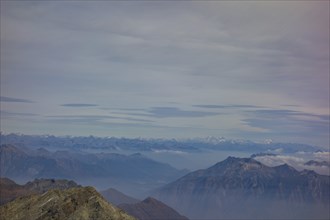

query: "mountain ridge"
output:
153 156 330 219
0 177 80 205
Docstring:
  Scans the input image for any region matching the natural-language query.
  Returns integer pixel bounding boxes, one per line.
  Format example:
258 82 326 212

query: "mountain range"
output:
153 156 330 219
1 133 324 153
0 144 187 197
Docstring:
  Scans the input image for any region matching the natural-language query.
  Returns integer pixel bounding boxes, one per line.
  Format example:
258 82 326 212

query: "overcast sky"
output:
1 1 329 148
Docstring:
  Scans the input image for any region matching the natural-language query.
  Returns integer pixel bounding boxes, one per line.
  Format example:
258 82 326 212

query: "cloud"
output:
47 114 154 124
0 110 38 117
253 153 330 175
61 103 98 107
115 107 220 118
193 104 263 109
0 96 34 103
313 151 330 161
242 109 329 135
148 107 219 118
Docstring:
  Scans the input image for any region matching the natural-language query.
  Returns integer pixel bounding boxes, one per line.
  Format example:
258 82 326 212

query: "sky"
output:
0 1 329 148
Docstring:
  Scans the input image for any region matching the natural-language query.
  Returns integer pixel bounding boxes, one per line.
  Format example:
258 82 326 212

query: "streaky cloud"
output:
193 104 263 109
0 110 39 117
149 107 219 118
0 96 34 103
61 103 99 107
241 109 329 137
47 114 154 124
118 107 220 118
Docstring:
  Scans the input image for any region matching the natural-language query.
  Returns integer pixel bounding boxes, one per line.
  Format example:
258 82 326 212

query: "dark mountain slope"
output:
100 187 139 205
154 157 330 219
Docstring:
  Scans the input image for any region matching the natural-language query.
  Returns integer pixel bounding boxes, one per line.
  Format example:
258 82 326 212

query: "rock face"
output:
0 177 80 205
0 186 136 220
154 157 330 219
100 188 139 205
119 197 188 220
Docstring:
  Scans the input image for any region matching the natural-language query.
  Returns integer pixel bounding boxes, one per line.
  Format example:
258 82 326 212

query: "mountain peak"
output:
213 156 263 169
274 163 298 176
100 187 139 205
142 197 159 204
119 196 188 220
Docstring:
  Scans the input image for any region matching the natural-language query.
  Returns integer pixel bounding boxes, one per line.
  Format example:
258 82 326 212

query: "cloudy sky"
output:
1 1 329 148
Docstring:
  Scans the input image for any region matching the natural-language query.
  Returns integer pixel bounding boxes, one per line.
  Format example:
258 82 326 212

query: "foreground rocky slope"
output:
0 186 136 220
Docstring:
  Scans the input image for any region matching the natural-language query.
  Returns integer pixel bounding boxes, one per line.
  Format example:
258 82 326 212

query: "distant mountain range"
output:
1 133 325 153
153 157 330 219
0 144 188 197
0 186 136 220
